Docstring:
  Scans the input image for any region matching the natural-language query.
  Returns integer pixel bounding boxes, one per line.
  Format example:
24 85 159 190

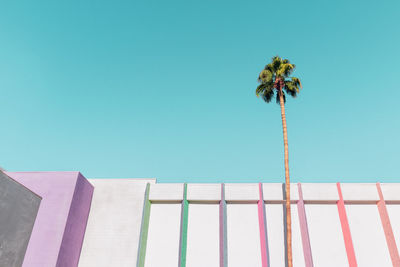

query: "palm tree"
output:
255 56 302 267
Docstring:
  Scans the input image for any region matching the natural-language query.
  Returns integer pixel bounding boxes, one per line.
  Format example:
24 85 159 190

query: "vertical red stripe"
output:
258 183 268 267
376 183 400 267
336 183 357 267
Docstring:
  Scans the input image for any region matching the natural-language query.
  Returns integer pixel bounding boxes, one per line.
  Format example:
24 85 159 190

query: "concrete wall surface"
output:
186 204 219 267
78 179 155 267
4 175 400 267
0 172 41 267
134 182 400 267
145 203 181 267
227 204 262 267
6 172 93 267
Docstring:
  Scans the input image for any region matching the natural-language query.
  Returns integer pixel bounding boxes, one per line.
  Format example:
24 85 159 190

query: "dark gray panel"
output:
0 171 41 267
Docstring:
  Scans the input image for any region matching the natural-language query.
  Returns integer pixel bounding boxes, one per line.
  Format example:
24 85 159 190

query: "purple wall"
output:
7 172 94 267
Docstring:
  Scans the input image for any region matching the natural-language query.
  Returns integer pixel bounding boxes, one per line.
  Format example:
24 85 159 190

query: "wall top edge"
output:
7 171 81 174
89 178 157 181
1 171 43 199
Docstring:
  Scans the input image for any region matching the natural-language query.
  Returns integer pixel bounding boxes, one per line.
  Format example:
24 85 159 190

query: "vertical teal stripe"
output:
179 183 189 267
137 183 151 267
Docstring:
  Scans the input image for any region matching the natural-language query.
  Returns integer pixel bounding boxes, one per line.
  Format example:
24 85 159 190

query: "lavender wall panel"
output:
56 173 94 267
7 172 93 267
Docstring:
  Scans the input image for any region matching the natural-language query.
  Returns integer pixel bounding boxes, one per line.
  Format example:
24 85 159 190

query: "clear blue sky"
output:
1 0 399 183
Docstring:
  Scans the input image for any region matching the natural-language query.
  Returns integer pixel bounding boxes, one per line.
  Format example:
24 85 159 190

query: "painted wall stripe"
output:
336 183 357 267
377 183 400 267
136 183 151 267
297 183 314 267
258 183 269 267
179 184 189 267
220 183 227 267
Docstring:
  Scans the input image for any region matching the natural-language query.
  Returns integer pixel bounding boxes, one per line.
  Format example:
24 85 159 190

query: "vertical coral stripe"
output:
336 183 357 267
376 183 400 267
136 183 151 267
258 183 269 267
297 183 314 267
220 184 227 267
179 183 189 267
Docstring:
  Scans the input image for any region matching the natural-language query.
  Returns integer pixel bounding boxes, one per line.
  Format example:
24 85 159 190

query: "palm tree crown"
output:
256 56 302 103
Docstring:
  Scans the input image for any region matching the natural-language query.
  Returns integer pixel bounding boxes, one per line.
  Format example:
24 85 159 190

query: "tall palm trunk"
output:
279 88 292 267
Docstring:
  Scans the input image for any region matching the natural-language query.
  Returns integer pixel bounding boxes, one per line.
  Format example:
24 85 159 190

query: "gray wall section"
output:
0 172 41 267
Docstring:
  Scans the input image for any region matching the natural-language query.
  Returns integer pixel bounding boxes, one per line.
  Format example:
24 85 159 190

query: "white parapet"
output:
380 183 400 203
187 183 221 202
340 183 380 203
262 183 299 202
149 183 184 202
301 183 339 203
262 183 284 202
225 183 259 202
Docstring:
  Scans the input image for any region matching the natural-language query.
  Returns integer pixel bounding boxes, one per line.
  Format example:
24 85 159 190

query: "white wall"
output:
383 205 400 255
264 204 305 267
79 181 400 267
345 204 392 267
291 204 306 267
265 204 285 267
186 204 220 267
79 179 155 267
305 204 348 266
227 204 262 267
145 203 182 267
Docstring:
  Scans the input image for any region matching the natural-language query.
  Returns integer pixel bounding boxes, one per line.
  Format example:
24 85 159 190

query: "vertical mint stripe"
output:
136 183 151 267
179 183 189 267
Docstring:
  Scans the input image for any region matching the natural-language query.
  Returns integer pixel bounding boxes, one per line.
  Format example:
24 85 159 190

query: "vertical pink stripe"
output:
297 183 314 267
376 183 400 267
337 183 358 267
258 183 268 267
219 184 223 267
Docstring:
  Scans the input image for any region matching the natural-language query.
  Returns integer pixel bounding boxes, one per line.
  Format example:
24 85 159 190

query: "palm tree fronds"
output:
291 77 302 89
256 83 266 97
271 56 282 72
258 69 273 83
277 63 295 78
262 87 274 103
256 83 275 103
284 81 298 97
255 82 272 95
264 64 274 73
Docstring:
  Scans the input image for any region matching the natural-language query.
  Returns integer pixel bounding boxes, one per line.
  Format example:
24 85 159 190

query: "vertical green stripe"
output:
137 183 151 267
179 183 189 267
